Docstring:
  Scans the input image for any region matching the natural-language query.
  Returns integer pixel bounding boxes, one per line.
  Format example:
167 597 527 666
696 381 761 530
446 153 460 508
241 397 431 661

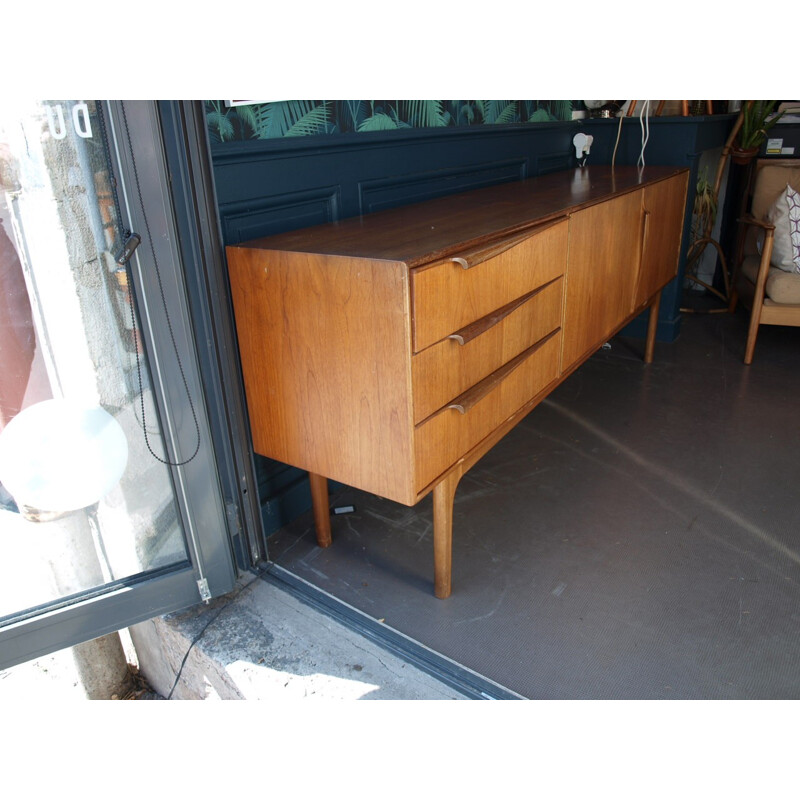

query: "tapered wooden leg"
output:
309 472 332 548
744 307 762 365
644 291 661 364
432 471 461 599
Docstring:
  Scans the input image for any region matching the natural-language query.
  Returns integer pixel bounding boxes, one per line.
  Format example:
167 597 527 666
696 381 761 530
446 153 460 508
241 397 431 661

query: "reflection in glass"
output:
0 101 187 618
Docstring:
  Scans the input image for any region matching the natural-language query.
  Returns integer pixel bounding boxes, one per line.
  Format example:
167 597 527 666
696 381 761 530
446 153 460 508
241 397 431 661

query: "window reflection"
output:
0 102 187 618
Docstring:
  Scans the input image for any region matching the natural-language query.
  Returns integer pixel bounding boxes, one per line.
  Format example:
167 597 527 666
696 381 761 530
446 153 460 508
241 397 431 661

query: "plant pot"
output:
731 145 759 165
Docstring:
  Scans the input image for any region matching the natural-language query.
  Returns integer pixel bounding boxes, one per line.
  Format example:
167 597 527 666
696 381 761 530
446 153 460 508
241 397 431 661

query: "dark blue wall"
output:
213 123 578 241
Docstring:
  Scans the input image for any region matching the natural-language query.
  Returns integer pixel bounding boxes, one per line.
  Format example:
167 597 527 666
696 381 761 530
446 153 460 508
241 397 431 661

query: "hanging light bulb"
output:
0 399 128 521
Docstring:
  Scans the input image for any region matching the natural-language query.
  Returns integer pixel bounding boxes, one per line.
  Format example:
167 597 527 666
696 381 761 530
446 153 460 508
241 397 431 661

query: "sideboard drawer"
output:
412 277 563 424
414 329 561 491
411 217 568 352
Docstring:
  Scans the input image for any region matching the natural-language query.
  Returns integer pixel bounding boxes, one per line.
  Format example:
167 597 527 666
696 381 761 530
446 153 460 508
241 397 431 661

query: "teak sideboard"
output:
227 165 689 598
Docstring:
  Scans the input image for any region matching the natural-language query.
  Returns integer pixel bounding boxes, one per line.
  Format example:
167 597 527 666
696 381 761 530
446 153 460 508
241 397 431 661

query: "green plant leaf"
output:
340 101 367 133
552 100 573 121
206 111 234 142
737 100 785 149
234 105 258 135
478 101 518 124
399 100 447 128
490 101 519 124
357 112 399 132
254 101 321 138
284 103 330 137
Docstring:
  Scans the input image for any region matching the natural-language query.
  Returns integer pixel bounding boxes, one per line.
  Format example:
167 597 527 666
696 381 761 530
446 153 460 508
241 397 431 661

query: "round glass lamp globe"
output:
0 399 129 514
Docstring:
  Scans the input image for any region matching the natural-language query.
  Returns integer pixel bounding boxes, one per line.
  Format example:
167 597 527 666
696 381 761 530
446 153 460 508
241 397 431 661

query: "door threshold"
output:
259 563 524 700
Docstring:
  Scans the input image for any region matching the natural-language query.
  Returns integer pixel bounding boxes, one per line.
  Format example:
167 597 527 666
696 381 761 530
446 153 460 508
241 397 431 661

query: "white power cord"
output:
611 111 624 168
637 99 651 169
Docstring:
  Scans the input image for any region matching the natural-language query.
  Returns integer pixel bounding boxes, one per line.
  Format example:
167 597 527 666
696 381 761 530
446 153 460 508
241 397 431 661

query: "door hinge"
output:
197 578 212 603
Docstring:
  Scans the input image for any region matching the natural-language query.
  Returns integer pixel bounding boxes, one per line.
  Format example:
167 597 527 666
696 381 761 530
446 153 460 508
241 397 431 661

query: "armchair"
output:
729 159 800 364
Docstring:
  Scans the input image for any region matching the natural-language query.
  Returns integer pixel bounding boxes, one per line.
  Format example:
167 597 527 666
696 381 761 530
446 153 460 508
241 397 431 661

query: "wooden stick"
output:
713 106 746 202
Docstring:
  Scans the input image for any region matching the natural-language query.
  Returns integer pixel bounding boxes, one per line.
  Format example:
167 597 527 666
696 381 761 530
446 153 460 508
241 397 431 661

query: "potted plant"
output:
731 101 785 164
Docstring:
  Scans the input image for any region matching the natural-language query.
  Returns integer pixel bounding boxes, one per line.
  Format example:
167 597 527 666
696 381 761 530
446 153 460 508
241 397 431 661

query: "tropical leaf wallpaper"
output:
205 100 578 142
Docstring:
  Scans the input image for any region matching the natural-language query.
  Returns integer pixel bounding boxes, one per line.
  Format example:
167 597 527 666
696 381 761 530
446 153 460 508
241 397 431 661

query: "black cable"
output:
100 101 201 467
165 571 260 699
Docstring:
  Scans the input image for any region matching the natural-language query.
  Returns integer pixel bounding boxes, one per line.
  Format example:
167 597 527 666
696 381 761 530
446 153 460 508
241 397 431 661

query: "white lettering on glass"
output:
45 102 94 141
46 104 67 140
72 102 92 138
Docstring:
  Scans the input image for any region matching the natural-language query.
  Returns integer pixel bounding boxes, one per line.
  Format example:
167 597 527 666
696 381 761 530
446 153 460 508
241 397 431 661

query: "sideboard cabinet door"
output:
562 190 644 368
633 173 689 310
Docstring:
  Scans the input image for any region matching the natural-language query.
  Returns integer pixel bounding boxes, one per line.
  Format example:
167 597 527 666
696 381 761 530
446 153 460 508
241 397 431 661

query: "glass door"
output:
0 101 239 669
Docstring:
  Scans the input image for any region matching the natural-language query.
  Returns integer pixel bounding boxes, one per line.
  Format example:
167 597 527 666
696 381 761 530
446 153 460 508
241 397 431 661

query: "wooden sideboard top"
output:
231 165 688 268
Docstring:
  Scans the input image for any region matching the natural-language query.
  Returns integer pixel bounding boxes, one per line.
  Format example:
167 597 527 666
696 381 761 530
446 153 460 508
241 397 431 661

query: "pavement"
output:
128 568 468 700
0 567 469 700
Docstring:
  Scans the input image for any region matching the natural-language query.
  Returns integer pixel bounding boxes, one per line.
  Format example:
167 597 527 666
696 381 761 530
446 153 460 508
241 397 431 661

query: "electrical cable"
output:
637 100 651 169
611 109 624 168
165 570 261 699
97 101 201 468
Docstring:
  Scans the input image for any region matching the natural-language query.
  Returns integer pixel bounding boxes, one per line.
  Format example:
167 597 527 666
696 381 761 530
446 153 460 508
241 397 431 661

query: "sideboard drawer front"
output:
414 330 561 491
412 277 563 424
411 217 568 353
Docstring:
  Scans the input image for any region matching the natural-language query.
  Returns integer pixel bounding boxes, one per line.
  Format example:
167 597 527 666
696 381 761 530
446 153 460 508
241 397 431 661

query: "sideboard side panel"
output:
227 247 416 505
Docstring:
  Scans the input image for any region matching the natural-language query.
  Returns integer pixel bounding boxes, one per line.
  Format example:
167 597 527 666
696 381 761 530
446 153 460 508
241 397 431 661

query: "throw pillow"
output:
765 183 800 273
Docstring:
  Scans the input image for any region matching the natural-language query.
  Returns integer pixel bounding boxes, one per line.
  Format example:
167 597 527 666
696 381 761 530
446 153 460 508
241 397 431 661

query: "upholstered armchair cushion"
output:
741 255 800 304
742 166 800 305
750 163 800 220
732 160 800 364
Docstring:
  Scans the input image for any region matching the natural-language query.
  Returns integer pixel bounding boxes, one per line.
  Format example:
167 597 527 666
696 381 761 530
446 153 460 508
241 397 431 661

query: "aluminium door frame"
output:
0 100 254 670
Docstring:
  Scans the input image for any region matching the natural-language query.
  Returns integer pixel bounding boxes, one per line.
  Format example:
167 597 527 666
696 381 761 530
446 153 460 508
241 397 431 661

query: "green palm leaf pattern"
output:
284 103 330 137
206 100 580 140
234 104 258 134
399 100 447 128
552 100 573 121
339 101 368 133
254 101 323 138
357 112 400 132
477 101 518 124
206 110 235 142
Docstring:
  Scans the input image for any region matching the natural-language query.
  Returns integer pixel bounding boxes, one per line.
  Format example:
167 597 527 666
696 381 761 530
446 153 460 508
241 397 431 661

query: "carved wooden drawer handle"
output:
446 330 559 414
446 281 556 346
447 216 568 270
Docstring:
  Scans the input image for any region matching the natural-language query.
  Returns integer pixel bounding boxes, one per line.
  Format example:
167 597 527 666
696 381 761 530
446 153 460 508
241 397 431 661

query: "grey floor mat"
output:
268 308 800 699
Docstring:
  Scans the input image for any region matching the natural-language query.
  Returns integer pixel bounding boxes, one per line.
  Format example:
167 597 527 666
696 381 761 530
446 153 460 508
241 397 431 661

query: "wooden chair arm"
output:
753 227 775 291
